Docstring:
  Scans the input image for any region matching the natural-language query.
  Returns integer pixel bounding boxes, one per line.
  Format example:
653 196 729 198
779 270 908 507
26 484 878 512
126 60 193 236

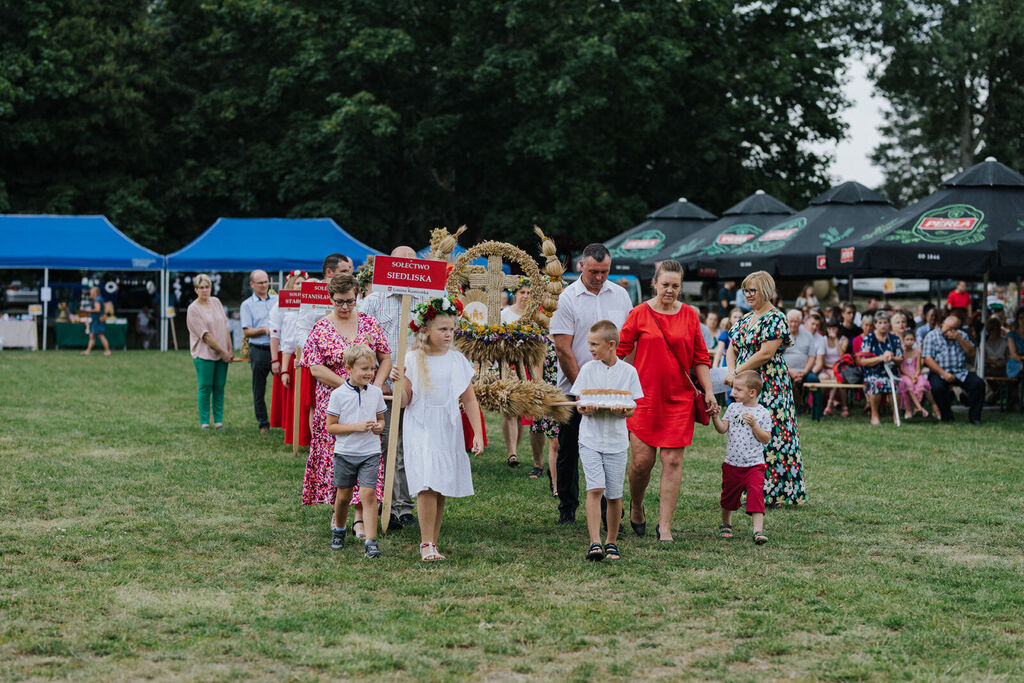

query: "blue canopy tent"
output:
416 244 510 272
164 218 383 351
0 214 165 350
166 218 380 273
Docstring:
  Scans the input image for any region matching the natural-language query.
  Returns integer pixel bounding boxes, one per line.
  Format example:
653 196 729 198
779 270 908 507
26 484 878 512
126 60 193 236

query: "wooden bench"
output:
803 382 866 422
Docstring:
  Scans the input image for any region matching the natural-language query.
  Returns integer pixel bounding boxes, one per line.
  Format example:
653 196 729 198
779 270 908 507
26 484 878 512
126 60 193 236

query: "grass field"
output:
2 351 1023 680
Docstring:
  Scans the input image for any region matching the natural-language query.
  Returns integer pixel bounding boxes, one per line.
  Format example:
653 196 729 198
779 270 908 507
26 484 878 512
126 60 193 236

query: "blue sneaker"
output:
330 527 346 551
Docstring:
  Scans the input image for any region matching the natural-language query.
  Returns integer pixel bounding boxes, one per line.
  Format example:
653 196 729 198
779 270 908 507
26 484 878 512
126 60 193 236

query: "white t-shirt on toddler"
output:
326 382 387 456
721 402 773 467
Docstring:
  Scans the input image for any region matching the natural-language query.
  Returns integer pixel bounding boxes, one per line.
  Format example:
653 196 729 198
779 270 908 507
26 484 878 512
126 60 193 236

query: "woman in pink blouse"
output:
299 274 392 539
185 274 234 429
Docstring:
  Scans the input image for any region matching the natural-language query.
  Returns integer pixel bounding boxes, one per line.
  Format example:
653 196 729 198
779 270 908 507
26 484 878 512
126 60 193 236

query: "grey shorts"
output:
333 453 380 490
579 445 627 499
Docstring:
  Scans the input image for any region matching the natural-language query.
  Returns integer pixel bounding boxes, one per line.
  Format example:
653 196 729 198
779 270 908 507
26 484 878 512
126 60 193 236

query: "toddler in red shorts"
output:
712 370 772 544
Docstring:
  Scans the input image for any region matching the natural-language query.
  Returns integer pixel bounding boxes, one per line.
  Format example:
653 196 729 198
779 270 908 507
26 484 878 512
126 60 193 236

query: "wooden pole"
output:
380 294 412 535
170 311 179 351
292 348 302 456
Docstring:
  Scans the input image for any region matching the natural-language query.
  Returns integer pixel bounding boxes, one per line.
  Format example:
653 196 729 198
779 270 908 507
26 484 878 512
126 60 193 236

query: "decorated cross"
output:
466 254 523 325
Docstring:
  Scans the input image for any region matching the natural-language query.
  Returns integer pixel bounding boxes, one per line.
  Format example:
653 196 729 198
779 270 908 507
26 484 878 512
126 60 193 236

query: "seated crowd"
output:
701 282 1022 424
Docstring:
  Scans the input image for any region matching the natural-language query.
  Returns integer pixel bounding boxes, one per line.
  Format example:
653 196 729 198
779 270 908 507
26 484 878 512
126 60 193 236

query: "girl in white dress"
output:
392 298 484 562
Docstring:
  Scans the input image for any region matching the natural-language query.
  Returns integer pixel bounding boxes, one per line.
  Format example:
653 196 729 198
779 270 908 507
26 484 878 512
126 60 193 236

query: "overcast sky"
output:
821 59 886 188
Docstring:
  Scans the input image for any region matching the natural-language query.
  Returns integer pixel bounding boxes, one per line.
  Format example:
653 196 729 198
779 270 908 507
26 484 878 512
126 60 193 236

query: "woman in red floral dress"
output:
299 274 392 536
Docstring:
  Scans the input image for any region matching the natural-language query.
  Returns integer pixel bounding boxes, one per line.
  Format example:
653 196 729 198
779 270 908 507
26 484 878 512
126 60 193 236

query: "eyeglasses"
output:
743 288 758 296
332 297 357 308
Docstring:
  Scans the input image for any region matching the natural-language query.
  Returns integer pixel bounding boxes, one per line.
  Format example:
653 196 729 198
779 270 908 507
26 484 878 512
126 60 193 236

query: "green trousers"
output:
193 358 229 425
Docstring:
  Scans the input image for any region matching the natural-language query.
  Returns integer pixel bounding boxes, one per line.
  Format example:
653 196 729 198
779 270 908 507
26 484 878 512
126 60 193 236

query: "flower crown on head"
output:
287 269 308 279
511 276 530 291
410 297 464 332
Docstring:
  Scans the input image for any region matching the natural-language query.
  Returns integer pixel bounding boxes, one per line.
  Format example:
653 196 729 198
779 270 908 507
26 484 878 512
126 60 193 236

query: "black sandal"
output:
529 466 542 479
655 524 673 543
351 519 365 539
629 500 646 537
585 542 604 561
604 543 621 561
507 454 520 468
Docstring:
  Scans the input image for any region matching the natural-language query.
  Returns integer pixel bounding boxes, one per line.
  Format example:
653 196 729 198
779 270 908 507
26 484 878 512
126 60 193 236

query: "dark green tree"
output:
2 0 862 255
0 1 165 244
868 0 1024 205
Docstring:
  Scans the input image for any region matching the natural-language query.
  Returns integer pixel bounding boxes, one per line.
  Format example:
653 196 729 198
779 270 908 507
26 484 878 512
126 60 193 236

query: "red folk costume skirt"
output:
270 352 286 429
284 362 313 447
461 408 488 450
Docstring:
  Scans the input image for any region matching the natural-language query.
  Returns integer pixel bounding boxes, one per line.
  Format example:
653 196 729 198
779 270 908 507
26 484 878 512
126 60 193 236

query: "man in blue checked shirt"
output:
922 314 983 425
241 269 277 433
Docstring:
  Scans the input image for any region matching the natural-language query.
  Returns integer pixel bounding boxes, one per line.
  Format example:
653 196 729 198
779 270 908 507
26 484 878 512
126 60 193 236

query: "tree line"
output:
3 1 1019 256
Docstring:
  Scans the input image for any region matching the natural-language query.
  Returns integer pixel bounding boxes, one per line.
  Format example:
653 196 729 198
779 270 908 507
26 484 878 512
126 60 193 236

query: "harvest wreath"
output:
454 319 548 369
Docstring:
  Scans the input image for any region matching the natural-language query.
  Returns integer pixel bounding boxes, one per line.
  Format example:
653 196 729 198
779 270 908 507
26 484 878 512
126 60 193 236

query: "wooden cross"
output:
466 254 522 326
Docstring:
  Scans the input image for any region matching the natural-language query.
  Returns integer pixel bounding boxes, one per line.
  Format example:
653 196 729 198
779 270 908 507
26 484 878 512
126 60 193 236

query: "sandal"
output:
604 543 621 561
507 454 520 468
753 530 768 545
352 519 366 539
529 466 542 479
840 406 849 418
718 524 733 539
585 542 604 561
654 524 673 543
629 500 646 537
420 542 444 562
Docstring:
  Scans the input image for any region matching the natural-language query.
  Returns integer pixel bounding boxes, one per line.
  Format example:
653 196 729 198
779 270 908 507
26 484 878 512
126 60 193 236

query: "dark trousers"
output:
929 370 984 423
249 344 272 428
556 407 583 516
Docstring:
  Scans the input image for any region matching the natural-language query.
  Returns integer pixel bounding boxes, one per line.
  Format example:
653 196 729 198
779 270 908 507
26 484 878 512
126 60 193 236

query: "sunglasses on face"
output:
743 288 758 296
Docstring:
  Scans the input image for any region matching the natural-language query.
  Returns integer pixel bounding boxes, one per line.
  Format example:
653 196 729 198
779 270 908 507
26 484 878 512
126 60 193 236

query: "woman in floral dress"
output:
299 274 392 533
725 271 806 506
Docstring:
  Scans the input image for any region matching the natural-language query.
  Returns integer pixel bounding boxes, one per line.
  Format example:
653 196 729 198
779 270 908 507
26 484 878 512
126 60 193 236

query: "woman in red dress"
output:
617 260 716 542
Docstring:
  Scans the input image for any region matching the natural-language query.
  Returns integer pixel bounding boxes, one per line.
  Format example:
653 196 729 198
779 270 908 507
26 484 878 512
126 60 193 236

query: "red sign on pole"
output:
278 290 303 309
816 255 827 270
371 256 448 297
299 281 331 311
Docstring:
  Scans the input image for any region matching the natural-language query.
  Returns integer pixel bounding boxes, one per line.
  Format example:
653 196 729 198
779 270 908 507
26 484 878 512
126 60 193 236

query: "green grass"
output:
1 350 1023 680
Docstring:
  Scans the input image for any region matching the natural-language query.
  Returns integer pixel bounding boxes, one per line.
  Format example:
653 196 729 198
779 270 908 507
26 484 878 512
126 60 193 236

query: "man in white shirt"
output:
241 269 277 433
549 244 633 524
783 309 824 411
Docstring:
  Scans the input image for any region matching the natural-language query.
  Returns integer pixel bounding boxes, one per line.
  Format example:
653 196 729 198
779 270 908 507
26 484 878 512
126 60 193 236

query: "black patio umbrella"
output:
997 230 1024 272
695 182 897 279
826 158 1024 278
663 190 796 280
604 197 717 279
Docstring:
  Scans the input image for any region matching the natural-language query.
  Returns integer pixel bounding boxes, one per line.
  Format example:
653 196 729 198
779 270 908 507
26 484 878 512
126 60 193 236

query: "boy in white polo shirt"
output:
325 344 387 557
570 320 644 562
